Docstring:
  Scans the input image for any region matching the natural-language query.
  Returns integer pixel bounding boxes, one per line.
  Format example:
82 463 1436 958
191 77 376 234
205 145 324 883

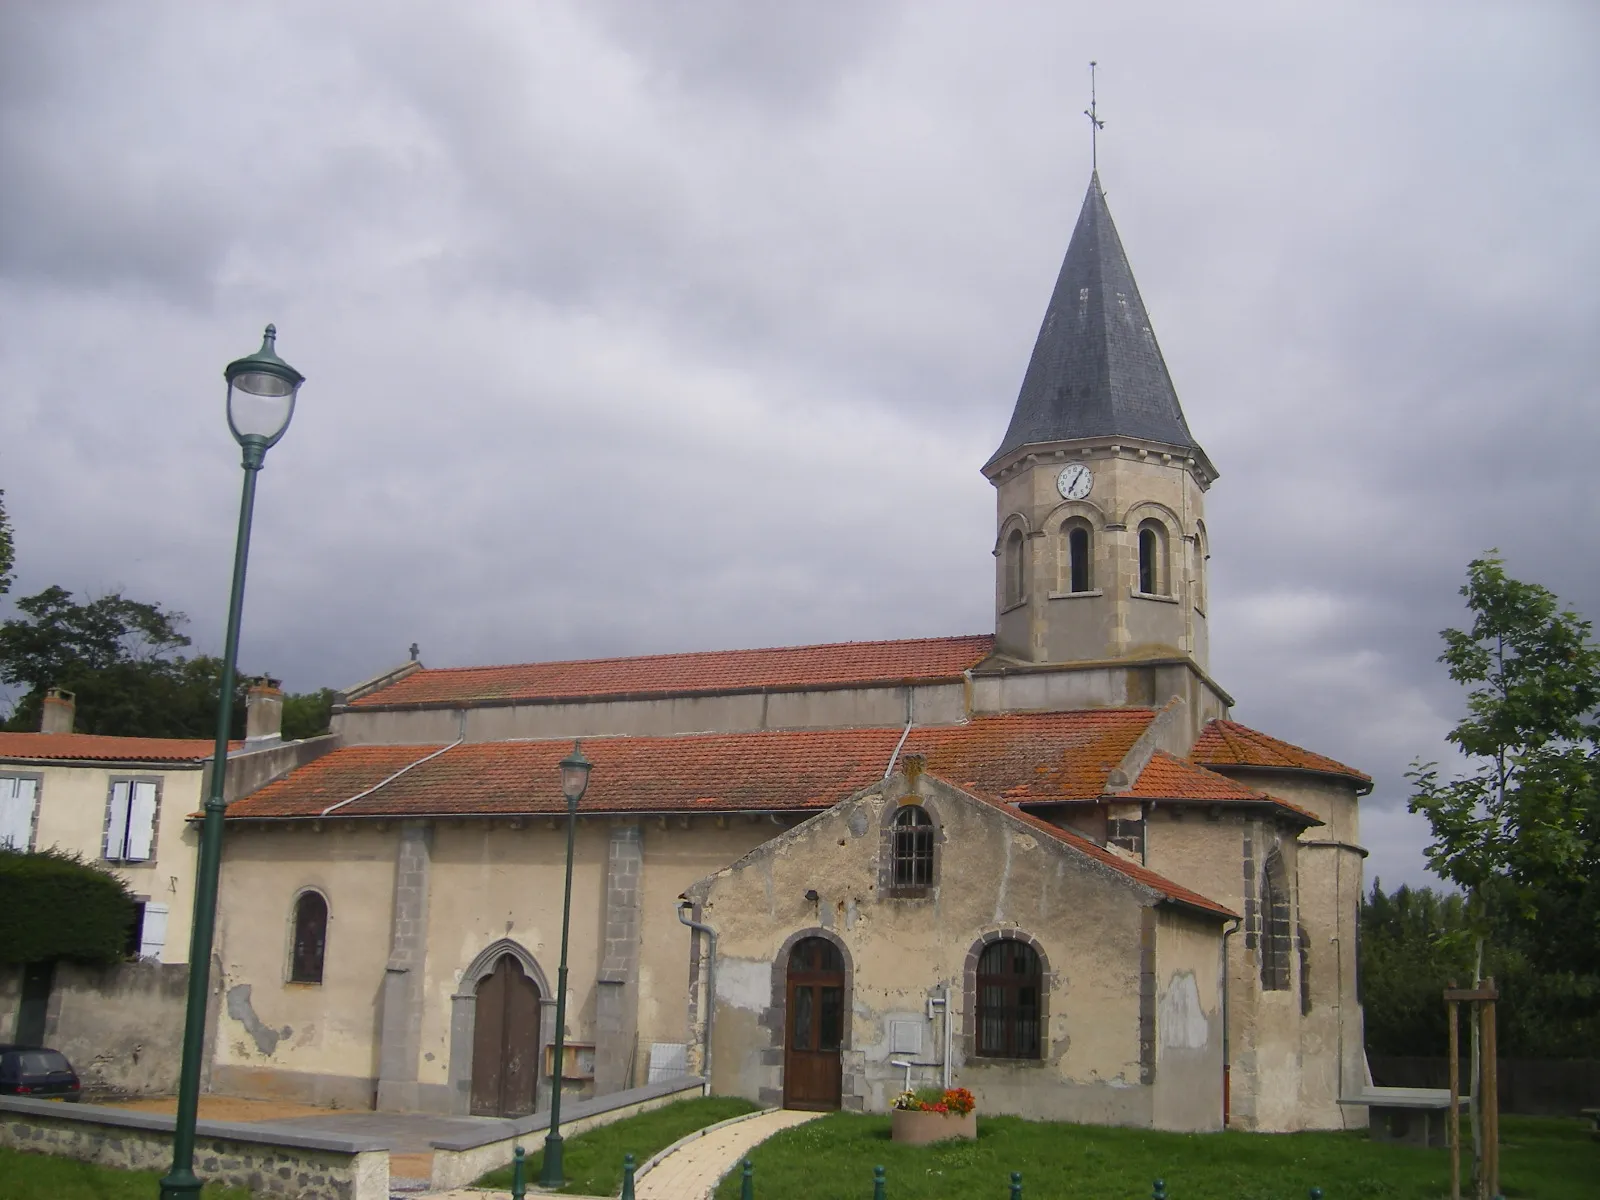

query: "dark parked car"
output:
0 1044 82 1100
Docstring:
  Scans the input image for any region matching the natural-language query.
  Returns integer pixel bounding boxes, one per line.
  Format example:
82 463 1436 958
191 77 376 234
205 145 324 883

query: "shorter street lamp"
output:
161 327 304 1200
540 739 593 1188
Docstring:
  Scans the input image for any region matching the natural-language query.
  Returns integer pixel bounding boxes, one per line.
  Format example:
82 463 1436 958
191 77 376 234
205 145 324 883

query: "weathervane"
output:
1084 60 1105 171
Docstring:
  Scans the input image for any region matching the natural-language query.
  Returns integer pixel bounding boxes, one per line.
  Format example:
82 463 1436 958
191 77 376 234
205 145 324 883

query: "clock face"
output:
1056 464 1093 500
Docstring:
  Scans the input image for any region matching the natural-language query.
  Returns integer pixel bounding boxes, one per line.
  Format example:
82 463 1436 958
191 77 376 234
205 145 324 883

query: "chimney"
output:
245 676 283 743
41 687 76 734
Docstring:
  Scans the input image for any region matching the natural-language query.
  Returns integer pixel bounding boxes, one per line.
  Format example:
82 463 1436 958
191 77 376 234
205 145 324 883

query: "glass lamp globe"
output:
560 739 592 804
224 324 305 448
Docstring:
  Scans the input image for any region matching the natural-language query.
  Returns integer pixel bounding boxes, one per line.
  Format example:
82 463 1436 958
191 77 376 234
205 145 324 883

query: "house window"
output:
976 939 1042 1059
1004 529 1025 607
1260 852 1291 991
290 891 329 984
124 902 169 960
890 806 934 892
0 776 39 850
105 780 158 862
1138 522 1167 595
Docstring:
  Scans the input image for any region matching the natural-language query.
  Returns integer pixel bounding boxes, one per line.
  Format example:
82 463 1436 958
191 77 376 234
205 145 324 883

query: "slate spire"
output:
989 172 1203 467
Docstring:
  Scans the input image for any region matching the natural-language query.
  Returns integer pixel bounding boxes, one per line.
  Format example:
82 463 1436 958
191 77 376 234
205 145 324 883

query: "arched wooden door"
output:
470 954 541 1117
783 937 844 1110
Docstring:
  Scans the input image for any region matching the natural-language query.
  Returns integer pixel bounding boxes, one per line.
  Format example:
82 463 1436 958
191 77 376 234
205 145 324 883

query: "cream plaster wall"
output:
333 682 969 746
213 824 400 1104
689 772 1225 1128
1152 908 1226 1131
22 763 204 965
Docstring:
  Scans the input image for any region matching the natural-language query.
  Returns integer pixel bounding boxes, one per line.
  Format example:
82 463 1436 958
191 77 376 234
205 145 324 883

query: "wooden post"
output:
1483 980 1499 1199
1447 983 1461 1200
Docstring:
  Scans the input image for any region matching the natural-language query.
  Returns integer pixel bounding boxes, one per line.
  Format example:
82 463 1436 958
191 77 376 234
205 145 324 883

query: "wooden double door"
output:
783 937 845 1111
470 954 541 1117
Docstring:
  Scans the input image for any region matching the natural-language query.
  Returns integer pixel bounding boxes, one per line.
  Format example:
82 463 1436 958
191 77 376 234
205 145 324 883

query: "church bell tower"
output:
984 172 1218 672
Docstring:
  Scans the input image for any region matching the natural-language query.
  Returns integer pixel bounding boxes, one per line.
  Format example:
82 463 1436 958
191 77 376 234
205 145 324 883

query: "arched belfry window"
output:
890 805 934 893
976 939 1042 1059
1138 521 1167 595
1003 529 1026 608
1063 521 1092 593
290 891 328 984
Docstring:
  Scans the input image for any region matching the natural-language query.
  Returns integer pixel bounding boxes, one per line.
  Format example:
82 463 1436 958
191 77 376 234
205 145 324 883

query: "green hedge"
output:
0 848 137 964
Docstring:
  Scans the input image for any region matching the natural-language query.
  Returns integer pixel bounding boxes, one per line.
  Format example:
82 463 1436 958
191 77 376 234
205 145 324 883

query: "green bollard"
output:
621 1152 636 1200
741 1158 754 1200
1152 1181 1166 1200
510 1146 526 1200
1010 1169 1023 1199
873 1163 886 1200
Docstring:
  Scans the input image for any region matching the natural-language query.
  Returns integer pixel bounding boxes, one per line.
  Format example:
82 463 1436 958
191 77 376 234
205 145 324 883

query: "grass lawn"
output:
475 1095 762 1195
0 1146 253 1200
712 1113 1594 1200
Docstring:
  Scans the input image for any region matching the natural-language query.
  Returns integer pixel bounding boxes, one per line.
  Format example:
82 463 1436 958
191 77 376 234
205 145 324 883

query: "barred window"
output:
890 806 934 892
976 939 1042 1059
290 891 328 984
1260 853 1291 991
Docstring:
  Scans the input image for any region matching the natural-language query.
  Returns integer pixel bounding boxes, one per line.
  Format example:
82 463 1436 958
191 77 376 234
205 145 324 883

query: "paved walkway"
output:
634 1108 824 1200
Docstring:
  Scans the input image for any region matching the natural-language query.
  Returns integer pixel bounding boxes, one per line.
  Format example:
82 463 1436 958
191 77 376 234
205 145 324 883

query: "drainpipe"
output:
1221 917 1242 1126
677 900 717 1095
883 687 915 779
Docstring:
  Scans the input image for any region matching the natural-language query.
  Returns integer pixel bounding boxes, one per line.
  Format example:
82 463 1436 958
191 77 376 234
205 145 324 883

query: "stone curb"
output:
0 1095 391 1154
631 1106 778 1183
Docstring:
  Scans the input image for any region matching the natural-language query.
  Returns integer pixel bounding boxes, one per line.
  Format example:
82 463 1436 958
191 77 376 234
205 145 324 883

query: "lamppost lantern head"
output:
559 738 592 805
225 323 305 450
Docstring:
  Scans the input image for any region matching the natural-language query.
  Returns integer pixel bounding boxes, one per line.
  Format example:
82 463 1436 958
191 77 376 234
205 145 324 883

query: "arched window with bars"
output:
889 805 935 894
975 938 1043 1059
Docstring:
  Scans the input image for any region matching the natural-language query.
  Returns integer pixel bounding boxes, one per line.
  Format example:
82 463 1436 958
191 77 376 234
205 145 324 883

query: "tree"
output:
1409 554 1600 913
0 848 137 965
0 584 333 740
0 488 13 596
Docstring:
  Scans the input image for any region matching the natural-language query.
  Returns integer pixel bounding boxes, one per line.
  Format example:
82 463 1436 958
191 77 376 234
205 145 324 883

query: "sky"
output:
2 1 1597 890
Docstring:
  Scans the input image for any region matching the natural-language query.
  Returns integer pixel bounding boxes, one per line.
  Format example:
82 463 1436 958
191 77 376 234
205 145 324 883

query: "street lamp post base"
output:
159 1166 203 1199
538 1131 565 1189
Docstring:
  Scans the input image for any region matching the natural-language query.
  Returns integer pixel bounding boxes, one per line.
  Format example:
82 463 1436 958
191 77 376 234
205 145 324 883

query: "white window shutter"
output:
106 782 132 859
126 782 158 861
139 903 168 959
0 779 34 850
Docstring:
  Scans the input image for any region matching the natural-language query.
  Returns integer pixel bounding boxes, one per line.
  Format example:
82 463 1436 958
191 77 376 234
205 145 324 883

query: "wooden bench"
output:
1340 1088 1469 1148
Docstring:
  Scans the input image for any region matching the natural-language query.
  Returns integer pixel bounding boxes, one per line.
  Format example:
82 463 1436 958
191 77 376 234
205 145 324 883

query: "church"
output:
209 170 1371 1134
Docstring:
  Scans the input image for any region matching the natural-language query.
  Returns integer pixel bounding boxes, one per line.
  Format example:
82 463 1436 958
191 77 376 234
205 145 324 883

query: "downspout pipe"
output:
677 900 717 1095
1221 916 1242 1126
884 687 915 779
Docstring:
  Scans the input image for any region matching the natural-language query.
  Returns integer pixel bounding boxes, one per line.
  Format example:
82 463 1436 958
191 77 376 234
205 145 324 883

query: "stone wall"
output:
0 1096 388 1200
0 959 189 1099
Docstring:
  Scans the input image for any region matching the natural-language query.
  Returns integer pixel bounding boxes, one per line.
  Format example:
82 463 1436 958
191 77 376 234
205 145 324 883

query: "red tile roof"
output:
0 733 235 763
969 791 1236 920
226 709 1156 821
1190 720 1372 789
1123 752 1323 824
346 635 996 708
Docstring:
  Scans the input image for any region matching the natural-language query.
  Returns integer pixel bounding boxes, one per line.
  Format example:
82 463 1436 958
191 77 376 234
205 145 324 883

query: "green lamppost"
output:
160 326 304 1200
539 738 593 1188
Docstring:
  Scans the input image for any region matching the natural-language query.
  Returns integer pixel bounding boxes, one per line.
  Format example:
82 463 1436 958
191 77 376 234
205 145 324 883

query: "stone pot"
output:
890 1107 978 1145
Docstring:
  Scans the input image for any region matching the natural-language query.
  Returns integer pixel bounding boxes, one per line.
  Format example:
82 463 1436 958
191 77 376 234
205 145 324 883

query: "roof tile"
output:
1190 720 1371 787
0 733 233 763
347 635 995 708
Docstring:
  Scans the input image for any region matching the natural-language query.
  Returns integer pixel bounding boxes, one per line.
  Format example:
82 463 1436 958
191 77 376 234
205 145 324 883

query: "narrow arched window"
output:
1259 854 1290 991
1067 525 1091 593
890 806 934 892
976 939 1042 1059
1004 529 1025 607
290 891 328 984
1138 523 1164 595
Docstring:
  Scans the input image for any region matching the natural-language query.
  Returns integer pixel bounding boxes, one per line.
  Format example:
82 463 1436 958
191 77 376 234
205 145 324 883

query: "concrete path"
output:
633 1107 824 1200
